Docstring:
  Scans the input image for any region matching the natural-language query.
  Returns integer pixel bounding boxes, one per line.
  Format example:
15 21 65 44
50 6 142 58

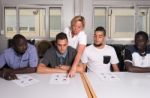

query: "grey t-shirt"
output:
41 46 77 68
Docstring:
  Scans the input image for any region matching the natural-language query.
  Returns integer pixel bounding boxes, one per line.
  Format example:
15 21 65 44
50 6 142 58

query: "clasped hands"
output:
2 68 17 80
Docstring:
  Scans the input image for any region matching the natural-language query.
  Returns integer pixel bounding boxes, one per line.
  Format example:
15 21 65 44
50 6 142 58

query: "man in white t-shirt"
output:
81 27 120 73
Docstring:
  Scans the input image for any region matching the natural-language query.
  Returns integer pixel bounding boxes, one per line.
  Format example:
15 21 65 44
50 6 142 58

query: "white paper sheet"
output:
12 75 39 87
97 73 120 81
49 73 70 84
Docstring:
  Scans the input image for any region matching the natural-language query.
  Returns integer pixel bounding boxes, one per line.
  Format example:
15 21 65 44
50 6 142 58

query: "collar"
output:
134 45 147 56
56 49 68 58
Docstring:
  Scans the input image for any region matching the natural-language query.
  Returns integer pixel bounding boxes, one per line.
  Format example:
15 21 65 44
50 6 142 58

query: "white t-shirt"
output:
64 27 87 49
81 44 119 73
124 45 150 67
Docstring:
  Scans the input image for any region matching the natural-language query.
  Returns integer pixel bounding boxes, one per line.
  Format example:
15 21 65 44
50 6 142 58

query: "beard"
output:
93 43 103 47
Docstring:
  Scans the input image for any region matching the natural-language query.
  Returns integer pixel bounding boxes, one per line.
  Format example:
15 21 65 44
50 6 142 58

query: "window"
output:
94 8 106 30
110 8 135 38
5 8 17 38
94 7 135 39
4 7 62 38
137 8 148 33
49 8 61 37
19 8 45 37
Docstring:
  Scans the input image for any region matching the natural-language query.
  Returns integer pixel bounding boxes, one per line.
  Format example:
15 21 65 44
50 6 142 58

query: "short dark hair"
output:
12 34 27 46
56 32 68 42
135 31 149 41
94 26 106 36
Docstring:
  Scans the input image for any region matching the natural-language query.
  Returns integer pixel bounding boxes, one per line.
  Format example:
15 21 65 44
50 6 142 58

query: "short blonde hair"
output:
71 15 85 29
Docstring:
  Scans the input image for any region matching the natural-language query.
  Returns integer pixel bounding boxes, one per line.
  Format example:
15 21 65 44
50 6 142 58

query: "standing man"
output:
81 27 120 73
37 32 84 74
124 31 150 72
0 34 38 80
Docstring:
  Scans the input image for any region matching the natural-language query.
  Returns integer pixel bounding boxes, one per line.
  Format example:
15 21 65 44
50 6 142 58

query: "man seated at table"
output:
37 32 84 74
81 26 120 74
124 31 150 72
0 34 38 80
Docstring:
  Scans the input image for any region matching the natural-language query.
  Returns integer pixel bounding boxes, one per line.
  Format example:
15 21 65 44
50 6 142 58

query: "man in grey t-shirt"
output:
37 32 84 74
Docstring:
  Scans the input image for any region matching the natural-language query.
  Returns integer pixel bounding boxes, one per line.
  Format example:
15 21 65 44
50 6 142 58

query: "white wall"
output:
1 0 75 33
83 0 93 43
1 0 63 5
0 0 75 53
1 0 150 52
93 0 150 6
0 0 7 54
63 0 74 29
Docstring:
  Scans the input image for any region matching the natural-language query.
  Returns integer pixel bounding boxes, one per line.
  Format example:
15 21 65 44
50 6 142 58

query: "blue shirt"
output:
0 43 38 69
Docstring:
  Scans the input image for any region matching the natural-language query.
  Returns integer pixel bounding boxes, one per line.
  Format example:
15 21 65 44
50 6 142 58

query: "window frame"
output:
3 5 63 39
137 6 150 36
93 6 141 41
110 7 136 39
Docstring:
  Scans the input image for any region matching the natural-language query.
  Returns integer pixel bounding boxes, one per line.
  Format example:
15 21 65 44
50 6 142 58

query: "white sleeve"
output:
81 48 88 64
110 48 119 64
78 31 87 45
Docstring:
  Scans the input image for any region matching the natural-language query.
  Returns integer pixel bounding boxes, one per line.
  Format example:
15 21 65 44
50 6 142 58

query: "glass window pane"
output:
5 8 16 38
19 8 45 37
94 8 106 29
137 8 147 32
115 16 134 32
20 16 35 31
111 8 135 38
49 8 61 37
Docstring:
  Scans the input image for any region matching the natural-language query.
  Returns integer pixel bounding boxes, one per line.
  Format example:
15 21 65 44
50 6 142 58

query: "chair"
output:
109 44 125 71
36 40 52 59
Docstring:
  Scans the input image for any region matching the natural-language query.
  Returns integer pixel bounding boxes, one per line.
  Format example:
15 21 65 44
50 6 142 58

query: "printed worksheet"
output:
49 73 70 84
97 73 120 81
12 75 39 87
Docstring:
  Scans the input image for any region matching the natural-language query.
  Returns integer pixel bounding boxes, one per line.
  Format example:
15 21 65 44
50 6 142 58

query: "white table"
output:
86 72 150 98
0 73 88 98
